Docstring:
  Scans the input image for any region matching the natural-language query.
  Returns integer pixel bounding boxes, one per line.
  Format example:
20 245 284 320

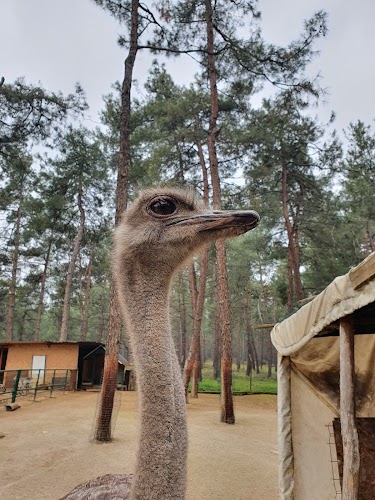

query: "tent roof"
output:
271 252 375 356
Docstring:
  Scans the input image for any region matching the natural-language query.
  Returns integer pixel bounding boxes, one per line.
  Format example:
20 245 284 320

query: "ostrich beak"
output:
165 210 260 232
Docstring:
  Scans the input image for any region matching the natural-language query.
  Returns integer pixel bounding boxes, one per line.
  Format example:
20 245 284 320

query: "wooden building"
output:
0 341 132 390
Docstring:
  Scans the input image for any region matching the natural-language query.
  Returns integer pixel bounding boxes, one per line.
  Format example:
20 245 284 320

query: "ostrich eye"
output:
148 198 177 216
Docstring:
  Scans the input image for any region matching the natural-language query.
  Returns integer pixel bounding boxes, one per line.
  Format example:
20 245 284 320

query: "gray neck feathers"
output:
116 258 187 500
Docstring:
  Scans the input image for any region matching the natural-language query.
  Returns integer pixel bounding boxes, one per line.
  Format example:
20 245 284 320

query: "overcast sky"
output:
2 0 375 136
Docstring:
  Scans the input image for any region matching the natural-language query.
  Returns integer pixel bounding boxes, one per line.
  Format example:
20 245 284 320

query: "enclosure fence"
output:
0 368 76 407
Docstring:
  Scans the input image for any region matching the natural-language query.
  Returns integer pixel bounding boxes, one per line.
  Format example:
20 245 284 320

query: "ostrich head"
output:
114 186 260 276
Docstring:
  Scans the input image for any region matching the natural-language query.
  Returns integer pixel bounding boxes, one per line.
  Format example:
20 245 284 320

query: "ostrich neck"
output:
119 261 187 500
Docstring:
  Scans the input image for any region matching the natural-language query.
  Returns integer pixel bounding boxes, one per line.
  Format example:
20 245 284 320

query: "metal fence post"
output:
63 370 68 394
50 369 56 397
33 369 41 401
12 370 21 403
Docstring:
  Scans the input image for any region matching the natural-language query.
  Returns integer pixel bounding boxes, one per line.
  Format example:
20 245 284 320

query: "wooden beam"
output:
340 315 360 499
253 323 275 330
297 295 317 306
349 251 375 289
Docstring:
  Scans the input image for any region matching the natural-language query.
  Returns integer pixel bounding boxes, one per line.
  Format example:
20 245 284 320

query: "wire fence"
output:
89 370 122 442
0 368 75 407
327 422 342 498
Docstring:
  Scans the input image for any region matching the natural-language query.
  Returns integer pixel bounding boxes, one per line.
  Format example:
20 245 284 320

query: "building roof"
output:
0 341 104 347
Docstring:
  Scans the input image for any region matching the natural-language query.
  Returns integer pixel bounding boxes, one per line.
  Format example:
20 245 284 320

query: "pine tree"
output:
39 127 110 342
342 120 375 256
1 152 34 340
243 91 341 310
0 77 86 159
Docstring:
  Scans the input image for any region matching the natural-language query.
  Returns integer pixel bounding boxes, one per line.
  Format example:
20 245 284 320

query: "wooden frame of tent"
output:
271 252 375 500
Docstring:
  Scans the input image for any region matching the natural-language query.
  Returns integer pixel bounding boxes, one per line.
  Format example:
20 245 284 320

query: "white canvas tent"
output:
271 252 375 500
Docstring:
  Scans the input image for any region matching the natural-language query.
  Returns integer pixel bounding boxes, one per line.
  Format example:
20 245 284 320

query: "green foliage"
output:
195 363 277 394
0 77 86 159
239 90 344 306
340 121 375 257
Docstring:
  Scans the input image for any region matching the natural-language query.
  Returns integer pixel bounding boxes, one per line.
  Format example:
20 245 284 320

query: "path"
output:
0 391 278 499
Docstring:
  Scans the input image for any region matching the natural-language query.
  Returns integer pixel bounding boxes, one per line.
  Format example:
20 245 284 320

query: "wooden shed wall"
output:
5 343 79 371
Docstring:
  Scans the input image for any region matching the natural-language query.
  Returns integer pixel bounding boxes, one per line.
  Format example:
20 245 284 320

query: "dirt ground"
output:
0 391 278 500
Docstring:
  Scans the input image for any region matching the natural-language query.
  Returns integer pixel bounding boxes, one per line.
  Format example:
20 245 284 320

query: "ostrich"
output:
61 186 260 500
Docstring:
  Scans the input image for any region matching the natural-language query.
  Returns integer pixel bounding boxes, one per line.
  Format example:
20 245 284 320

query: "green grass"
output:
191 363 277 395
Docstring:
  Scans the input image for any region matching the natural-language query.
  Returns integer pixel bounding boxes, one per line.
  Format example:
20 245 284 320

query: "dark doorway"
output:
77 343 105 389
333 418 375 499
0 347 8 383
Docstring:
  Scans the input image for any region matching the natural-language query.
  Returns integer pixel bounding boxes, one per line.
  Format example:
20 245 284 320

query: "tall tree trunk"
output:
263 287 273 379
186 262 199 399
202 331 206 365
365 219 375 254
194 114 209 205
78 259 84 328
250 330 260 374
267 335 273 378
34 240 52 341
195 114 210 386
59 189 85 342
257 257 273 377
183 131 210 399
292 192 304 301
258 261 273 379
247 328 255 374
95 0 139 442
80 251 93 341
216 242 235 423
205 0 235 424
183 248 209 399
293 226 303 298
6 204 22 341
287 252 294 312
95 284 122 441
178 272 187 369
281 159 304 306
244 292 259 375
18 310 27 341
236 316 241 372
260 334 264 369
97 275 107 343
212 269 221 379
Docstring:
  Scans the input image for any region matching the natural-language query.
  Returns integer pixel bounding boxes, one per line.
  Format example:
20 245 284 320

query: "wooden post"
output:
277 354 294 498
340 315 360 499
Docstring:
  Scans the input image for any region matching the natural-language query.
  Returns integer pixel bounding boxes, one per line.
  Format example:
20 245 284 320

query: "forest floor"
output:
0 391 278 500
